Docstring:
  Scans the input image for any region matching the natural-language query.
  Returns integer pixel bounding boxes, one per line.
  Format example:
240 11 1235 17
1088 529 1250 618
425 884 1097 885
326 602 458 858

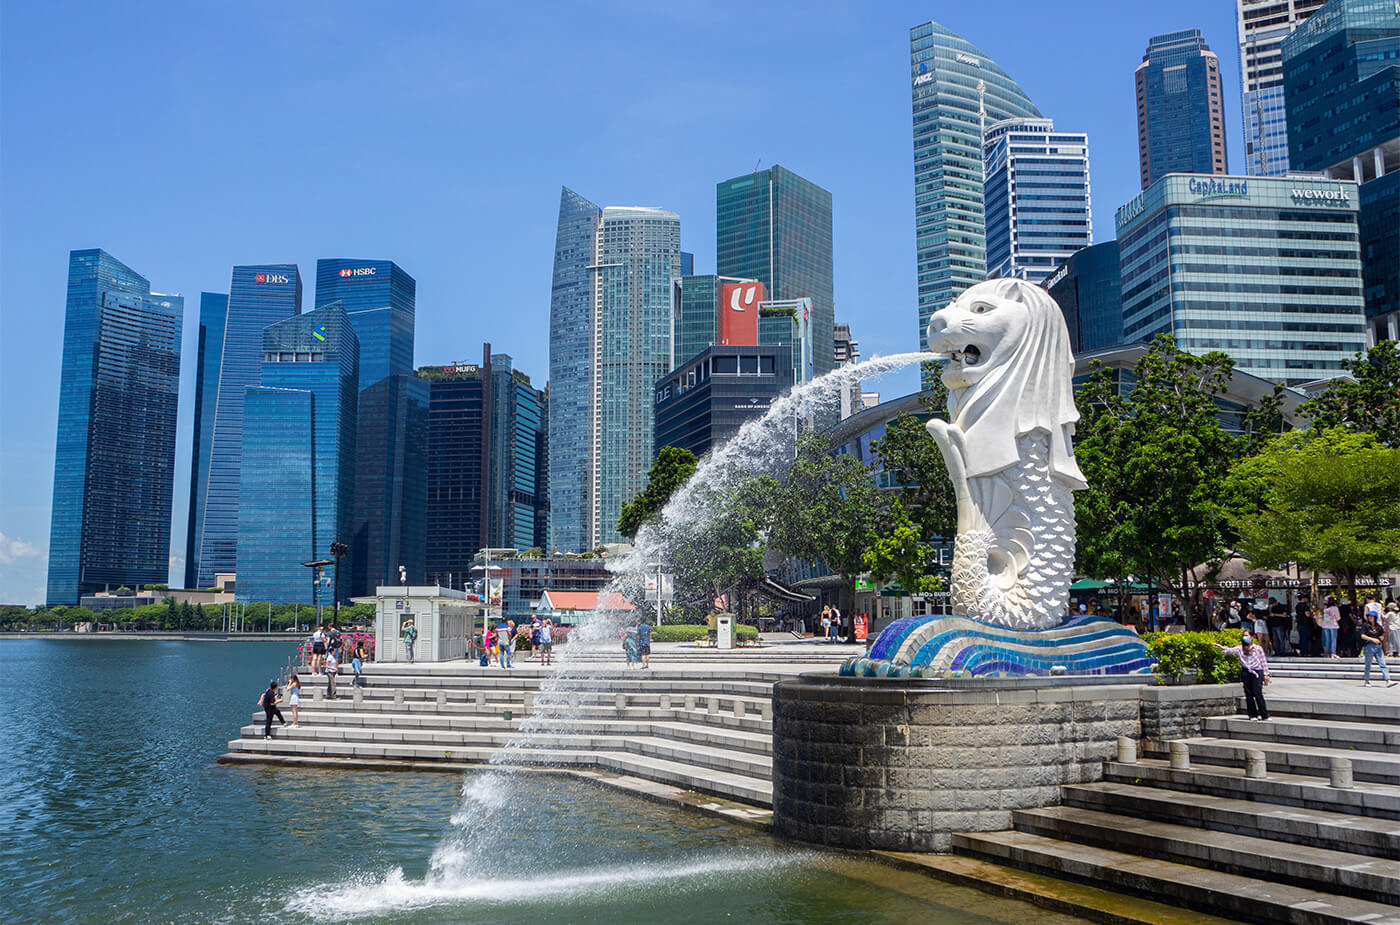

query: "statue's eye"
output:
973 304 989 314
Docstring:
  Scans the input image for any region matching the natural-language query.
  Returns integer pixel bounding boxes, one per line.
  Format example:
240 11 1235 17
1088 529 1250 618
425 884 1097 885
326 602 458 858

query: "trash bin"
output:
716 614 734 650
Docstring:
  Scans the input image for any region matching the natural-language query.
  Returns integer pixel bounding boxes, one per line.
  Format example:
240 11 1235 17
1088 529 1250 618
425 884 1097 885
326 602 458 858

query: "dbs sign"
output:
720 281 763 346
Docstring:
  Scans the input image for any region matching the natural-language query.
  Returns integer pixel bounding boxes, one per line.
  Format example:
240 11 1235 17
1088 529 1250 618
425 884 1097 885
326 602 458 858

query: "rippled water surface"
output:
0 640 1087 924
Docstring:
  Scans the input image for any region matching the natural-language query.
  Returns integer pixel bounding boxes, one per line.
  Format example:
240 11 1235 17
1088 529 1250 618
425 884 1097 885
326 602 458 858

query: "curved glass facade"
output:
184 292 228 588
910 22 1040 367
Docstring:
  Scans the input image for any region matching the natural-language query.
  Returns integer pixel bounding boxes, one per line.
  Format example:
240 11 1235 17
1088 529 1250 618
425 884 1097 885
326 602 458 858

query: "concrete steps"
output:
954 695 1400 923
1269 658 1393 681
954 830 1400 925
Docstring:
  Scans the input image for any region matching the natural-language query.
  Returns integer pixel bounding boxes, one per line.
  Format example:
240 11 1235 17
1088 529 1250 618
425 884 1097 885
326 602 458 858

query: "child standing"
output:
287 674 301 726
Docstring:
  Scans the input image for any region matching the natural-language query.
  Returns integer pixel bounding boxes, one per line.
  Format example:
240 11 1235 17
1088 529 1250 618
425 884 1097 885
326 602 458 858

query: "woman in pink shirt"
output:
1215 632 1270 720
1319 597 1341 659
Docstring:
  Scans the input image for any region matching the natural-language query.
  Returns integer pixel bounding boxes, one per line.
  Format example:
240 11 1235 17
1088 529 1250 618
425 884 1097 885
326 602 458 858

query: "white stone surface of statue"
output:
924 277 1086 630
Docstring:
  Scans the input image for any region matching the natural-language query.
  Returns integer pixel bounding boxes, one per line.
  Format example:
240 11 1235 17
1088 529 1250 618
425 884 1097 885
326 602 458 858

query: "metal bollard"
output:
394 689 405 706
1116 736 1137 764
353 687 363 707
660 694 671 711
1169 740 1190 770
1245 749 1267 780
733 700 745 719
684 695 696 711
436 690 447 707
1330 757 1353 789
615 693 627 711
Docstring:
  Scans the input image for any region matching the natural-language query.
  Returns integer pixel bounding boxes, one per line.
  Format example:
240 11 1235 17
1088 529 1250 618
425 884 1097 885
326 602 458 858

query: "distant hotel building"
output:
47 250 183 605
235 304 359 604
193 264 301 588
716 166 836 378
422 347 548 587
548 188 681 551
1046 241 1123 353
1115 173 1367 385
982 118 1093 284
1135 30 1229 188
909 22 1041 369
1281 0 1399 343
1236 0 1326 176
654 344 795 457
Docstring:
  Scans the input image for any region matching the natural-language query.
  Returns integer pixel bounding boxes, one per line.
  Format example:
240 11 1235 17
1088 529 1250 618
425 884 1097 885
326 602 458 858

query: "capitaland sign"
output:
254 272 290 284
1290 187 1350 205
1187 177 1248 201
338 267 377 277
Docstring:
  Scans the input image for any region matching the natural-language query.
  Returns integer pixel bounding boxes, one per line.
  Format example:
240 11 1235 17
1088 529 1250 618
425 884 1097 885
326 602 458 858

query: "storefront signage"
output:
1290 187 1350 205
339 267 376 277
1188 177 1249 201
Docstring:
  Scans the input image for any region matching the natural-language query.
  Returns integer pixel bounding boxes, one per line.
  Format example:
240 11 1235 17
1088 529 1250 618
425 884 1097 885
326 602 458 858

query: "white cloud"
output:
0 533 39 565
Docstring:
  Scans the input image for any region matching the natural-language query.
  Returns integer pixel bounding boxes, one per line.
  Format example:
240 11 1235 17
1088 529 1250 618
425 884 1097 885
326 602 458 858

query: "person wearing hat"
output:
1214 632 1271 720
1385 601 1399 657
259 680 285 739
401 617 418 664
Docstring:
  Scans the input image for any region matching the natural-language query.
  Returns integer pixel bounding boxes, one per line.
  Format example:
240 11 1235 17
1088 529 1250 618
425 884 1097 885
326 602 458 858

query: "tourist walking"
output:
1214 633 1271 720
637 618 652 669
830 605 842 643
539 619 554 666
1360 614 1395 687
350 641 365 688
496 620 513 670
287 674 301 726
819 605 831 642
1320 598 1341 658
1386 602 1400 656
327 624 342 663
310 626 326 675
529 618 542 661
1295 596 1315 658
401 618 417 664
623 622 640 668
260 680 285 739
324 650 339 699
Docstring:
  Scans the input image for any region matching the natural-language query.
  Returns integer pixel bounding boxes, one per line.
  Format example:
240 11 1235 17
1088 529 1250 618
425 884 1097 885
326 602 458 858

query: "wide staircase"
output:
1269 655 1389 682
222 660 782 807
955 696 1400 924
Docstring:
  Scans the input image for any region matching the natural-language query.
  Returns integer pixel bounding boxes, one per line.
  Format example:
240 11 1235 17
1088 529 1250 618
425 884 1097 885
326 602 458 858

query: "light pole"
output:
302 559 333 627
330 541 348 625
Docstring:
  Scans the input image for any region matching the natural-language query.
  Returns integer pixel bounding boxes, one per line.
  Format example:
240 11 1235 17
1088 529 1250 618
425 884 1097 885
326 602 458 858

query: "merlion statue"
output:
923 277 1085 631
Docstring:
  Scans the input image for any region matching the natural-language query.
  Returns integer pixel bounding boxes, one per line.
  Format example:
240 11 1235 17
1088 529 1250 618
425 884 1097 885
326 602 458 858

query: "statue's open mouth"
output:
950 344 982 367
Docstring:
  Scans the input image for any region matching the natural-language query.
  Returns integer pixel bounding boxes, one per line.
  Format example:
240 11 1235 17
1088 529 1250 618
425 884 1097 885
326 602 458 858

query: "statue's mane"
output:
947 278 1087 489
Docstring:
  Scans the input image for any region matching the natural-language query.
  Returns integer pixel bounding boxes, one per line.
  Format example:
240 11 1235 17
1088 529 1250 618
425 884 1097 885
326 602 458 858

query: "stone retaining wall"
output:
1139 684 1241 751
771 676 1231 852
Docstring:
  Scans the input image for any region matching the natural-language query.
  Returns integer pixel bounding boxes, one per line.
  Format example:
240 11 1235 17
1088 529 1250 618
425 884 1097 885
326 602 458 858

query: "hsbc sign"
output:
254 272 290 284
338 267 377 278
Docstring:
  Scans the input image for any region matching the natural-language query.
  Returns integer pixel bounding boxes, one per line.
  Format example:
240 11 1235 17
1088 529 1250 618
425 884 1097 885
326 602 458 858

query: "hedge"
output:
651 623 760 644
1143 629 1245 684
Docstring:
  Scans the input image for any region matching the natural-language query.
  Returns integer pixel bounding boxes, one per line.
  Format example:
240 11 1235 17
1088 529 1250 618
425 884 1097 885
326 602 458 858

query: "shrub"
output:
652 624 708 642
1143 630 1244 684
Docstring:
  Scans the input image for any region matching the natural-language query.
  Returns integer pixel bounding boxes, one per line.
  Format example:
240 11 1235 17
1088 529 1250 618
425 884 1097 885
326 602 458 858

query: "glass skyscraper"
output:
313 259 416 389
1237 0 1327 176
1135 30 1229 188
716 165 835 378
1115 173 1367 385
183 291 228 588
1281 0 1400 342
982 118 1093 284
235 303 359 604
47 250 183 604
909 22 1041 364
1046 241 1123 353
548 188 680 551
194 265 301 587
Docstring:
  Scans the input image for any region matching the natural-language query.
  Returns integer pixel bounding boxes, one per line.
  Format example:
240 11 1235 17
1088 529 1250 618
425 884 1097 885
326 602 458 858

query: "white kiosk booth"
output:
355 585 484 663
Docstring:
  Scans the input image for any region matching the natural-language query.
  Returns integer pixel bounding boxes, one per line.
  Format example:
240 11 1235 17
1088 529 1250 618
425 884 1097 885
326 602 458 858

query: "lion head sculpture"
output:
925 277 1087 490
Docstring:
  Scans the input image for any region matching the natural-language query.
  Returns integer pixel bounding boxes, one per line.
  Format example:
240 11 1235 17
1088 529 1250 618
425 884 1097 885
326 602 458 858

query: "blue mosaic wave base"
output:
842 613 1154 678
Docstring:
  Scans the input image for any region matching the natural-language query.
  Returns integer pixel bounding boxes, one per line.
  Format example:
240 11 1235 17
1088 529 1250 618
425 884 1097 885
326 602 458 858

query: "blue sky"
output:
0 0 1245 605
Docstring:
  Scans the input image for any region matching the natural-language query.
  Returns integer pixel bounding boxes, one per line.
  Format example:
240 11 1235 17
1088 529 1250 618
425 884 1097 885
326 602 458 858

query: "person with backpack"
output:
637 618 652 669
327 624 343 662
539 619 554 666
495 620 514 669
401 618 418 664
260 680 285 739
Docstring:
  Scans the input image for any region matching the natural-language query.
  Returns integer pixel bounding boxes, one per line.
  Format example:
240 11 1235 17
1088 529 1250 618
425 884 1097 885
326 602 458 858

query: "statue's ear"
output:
992 277 1025 303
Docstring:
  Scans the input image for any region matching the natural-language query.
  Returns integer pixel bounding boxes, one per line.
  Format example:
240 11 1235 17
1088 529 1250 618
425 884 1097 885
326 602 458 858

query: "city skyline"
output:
3 2 1262 603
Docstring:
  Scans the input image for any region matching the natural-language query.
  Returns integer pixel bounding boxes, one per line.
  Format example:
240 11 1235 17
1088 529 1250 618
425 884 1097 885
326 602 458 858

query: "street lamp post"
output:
302 559 333 628
330 541 348 625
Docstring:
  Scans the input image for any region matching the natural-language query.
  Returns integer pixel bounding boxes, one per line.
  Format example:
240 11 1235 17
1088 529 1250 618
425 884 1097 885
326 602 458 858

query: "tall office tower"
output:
548 188 681 551
1237 0 1326 175
421 347 548 586
533 385 550 551
1135 30 1229 189
183 292 227 588
983 119 1093 284
716 166 835 378
670 275 764 368
654 344 795 457
349 374 428 595
194 265 301 587
235 304 359 604
1282 0 1400 344
47 250 183 605
1046 241 1123 353
909 22 1041 370
833 323 863 419
1115 174 1367 385
315 259 422 597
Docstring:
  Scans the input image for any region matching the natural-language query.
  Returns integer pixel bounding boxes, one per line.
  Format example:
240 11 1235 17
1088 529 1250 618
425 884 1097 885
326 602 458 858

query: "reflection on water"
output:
0 640 1086 925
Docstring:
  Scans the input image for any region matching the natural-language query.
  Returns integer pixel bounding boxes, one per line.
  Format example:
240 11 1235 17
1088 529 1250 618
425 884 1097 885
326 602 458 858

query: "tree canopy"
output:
617 446 699 539
1301 341 1400 447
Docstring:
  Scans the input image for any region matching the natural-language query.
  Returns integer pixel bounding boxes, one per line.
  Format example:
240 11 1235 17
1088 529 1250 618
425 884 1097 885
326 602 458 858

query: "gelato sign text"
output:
1188 177 1248 200
1291 187 1350 205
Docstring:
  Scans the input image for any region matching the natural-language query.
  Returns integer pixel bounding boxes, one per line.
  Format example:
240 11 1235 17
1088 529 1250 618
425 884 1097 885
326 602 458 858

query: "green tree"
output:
860 501 944 595
1301 341 1400 446
617 446 699 539
1073 336 1242 624
767 432 892 611
867 397 956 591
667 476 777 622
1228 427 1400 603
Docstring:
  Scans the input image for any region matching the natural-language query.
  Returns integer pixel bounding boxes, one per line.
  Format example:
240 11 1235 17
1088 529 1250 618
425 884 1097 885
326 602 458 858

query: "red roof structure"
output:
538 590 635 613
